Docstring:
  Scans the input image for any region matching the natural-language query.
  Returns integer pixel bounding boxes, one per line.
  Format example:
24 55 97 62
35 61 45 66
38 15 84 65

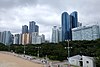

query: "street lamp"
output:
23 44 26 57
35 47 41 58
65 40 72 67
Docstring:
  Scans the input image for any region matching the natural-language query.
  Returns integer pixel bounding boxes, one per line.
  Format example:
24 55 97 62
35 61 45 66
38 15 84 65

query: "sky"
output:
0 0 100 40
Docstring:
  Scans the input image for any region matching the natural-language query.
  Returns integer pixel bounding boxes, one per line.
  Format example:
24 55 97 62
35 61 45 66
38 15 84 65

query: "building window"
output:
86 61 89 63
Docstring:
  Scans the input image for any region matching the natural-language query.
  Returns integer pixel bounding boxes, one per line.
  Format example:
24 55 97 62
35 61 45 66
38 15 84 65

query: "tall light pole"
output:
24 44 25 57
37 47 39 58
65 40 72 67
67 40 70 67
35 47 41 58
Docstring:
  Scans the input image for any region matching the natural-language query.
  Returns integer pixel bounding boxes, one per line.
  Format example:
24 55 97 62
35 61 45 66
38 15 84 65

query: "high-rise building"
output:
0 32 4 43
32 36 36 44
62 12 71 41
61 11 78 41
29 21 36 33
35 25 39 32
29 21 39 33
36 36 42 44
19 34 22 44
11 34 14 44
13 34 19 44
22 25 28 34
2 31 6 44
52 26 59 43
0 32 2 43
29 21 40 43
51 26 62 43
72 25 100 40
31 32 38 44
58 27 62 42
31 32 44 44
41 34 45 43
22 33 30 45
70 11 78 28
1 31 12 45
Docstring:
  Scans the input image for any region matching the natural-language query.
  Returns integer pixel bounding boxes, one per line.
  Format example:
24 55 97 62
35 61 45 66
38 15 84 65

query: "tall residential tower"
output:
29 21 36 33
22 25 28 34
52 26 59 43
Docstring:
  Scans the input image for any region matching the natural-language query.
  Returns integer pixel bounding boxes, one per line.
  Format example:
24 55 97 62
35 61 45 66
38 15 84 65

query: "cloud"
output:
0 0 100 40
0 0 38 9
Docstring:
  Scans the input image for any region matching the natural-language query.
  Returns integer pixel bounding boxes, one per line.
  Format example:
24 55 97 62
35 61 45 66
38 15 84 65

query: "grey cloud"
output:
0 0 100 40
37 0 100 26
0 0 38 9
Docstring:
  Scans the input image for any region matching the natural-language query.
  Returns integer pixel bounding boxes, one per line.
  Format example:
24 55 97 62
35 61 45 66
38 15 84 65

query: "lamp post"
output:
65 40 72 67
24 44 25 57
35 47 41 58
67 40 70 67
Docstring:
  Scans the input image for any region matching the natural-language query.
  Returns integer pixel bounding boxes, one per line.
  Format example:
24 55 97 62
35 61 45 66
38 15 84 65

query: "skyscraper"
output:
62 12 71 41
52 26 59 43
1 31 12 45
0 32 2 43
41 34 45 43
36 36 42 44
61 11 78 41
29 21 39 43
13 34 19 44
22 33 30 45
6 31 12 45
29 21 36 33
2 31 6 44
31 32 37 44
10 34 14 44
70 11 78 28
19 34 22 44
58 27 62 42
35 25 39 32
22 25 28 34
0 32 4 43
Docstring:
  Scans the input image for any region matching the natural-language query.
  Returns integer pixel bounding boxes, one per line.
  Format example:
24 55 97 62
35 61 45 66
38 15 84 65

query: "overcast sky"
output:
0 0 100 40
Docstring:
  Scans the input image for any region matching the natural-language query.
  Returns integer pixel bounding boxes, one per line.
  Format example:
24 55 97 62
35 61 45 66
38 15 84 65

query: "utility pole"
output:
38 47 39 58
65 40 72 67
36 47 41 58
24 44 25 57
67 40 70 67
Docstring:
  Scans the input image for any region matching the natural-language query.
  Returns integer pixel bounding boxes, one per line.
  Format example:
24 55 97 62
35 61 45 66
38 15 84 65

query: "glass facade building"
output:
22 25 28 34
70 11 78 28
62 12 71 41
0 31 12 45
61 11 78 41
58 27 62 42
19 34 22 44
13 34 19 44
52 26 59 43
0 32 2 43
29 21 36 33
35 25 39 32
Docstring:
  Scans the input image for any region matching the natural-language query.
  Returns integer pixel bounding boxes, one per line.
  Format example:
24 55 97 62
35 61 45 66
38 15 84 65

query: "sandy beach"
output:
0 52 43 67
